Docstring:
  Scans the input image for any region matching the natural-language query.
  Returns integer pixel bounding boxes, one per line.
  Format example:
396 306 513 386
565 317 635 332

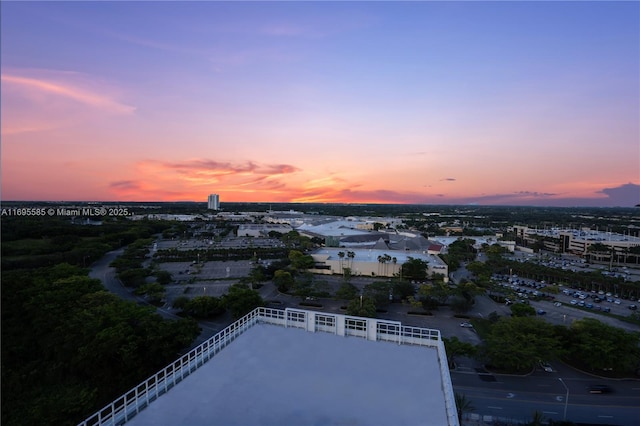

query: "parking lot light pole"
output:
559 378 569 420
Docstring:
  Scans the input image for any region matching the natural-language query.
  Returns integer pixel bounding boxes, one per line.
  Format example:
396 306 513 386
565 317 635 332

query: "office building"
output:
207 194 220 210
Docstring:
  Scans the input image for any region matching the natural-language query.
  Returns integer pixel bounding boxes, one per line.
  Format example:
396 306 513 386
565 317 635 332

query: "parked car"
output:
460 322 474 328
537 309 546 315
629 304 638 310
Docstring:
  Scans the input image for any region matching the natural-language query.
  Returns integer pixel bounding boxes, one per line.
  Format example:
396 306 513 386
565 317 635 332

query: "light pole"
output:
559 378 569 421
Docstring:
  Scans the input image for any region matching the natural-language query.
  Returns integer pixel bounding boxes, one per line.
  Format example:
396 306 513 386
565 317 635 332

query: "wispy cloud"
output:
2 69 135 136
1 72 135 115
144 159 300 179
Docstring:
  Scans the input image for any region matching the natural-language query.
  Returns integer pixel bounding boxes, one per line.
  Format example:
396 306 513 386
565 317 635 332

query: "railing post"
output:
307 311 316 332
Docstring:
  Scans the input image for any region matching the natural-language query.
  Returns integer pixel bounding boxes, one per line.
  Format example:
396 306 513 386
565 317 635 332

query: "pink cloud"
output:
1 72 135 115
1 69 136 137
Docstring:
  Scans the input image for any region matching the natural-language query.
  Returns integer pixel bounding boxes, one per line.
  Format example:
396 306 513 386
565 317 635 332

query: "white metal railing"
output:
78 307 457 426
78 308 262 426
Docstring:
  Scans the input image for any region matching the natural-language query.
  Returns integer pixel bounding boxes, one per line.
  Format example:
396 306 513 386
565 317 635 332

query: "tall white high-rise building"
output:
207 194 220 210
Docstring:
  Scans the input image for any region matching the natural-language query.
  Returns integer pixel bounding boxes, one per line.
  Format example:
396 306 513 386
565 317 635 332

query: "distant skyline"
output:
1 1 638 207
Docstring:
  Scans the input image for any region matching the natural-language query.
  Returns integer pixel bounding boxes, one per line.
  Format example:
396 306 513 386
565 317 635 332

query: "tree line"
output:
1 263 200 426
0 217 203 425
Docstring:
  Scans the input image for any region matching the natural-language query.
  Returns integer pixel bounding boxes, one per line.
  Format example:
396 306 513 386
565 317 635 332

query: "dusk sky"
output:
2 1 639 207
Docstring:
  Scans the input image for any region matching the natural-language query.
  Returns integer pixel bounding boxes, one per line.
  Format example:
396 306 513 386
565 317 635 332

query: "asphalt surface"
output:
89 248 224 348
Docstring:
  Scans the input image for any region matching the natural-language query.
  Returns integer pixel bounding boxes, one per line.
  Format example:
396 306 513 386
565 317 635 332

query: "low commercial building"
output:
309 247 448 280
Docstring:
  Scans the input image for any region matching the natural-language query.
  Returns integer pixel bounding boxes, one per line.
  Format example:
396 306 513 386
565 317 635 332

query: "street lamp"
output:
559 378 569 420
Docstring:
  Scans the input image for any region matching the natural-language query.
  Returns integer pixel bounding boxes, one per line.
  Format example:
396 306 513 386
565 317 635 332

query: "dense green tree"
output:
134 282 166 305
566 318 640 373
281 231 314 250
288 250 315 270
363 281 393 308
155 270 172 285
510 303 535 317
259 258 291 280
173 296 191 311
417 281 451 310
443 337 477 367
117 268 149 288
273 269 294 293
392 280 416 301
484 317 562 372
2 267 199 426
335 282 359 301
466 261 493 284
247 265 266 289
222 284 264 319
449 296 474 313
453 281 484 311
401 257 429 281
448 238 477 260
180 296 225 318
345 295 377 318
292 271 314 298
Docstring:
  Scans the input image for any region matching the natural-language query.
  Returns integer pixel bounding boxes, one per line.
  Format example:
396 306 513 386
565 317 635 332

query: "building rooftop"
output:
81 308 457 426
312 247 449 268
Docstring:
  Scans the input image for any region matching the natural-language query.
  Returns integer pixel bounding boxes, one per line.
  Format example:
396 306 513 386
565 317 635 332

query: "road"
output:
452 364 640 425
89 248 223 348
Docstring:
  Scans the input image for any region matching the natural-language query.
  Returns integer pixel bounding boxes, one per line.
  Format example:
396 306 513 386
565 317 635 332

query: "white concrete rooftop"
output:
125 320 450 426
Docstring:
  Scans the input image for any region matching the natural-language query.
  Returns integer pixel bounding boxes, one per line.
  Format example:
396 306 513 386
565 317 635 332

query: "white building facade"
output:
207 194 220 210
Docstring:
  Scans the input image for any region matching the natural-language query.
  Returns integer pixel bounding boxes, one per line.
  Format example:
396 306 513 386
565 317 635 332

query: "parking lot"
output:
493 274 640 333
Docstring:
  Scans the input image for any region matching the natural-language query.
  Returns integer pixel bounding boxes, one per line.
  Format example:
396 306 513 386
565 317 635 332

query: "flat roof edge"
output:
79 308 459 426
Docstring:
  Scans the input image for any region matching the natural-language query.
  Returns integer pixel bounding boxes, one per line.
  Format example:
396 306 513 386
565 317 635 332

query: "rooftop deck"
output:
80 308 458 426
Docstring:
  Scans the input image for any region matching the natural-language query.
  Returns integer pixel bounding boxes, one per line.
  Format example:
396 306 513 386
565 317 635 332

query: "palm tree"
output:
454 393 475 422
347 251 355 270
528 410 545 426
380 253 392 276
338 251 345 274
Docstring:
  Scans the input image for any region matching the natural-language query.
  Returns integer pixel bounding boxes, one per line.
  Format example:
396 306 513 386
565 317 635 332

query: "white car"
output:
539 361 553 373
460 322 474 328
570 300 577 305
614 300 621 305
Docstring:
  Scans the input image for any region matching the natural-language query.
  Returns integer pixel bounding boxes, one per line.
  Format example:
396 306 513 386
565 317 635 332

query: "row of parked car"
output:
568 299 611 312
564 290 638 310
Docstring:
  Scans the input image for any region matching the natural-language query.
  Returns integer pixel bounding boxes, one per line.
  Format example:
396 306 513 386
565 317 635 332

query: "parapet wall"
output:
79 307 459 426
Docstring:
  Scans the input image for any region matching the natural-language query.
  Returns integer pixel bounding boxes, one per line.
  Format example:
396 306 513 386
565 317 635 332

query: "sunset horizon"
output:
2 2 638 208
